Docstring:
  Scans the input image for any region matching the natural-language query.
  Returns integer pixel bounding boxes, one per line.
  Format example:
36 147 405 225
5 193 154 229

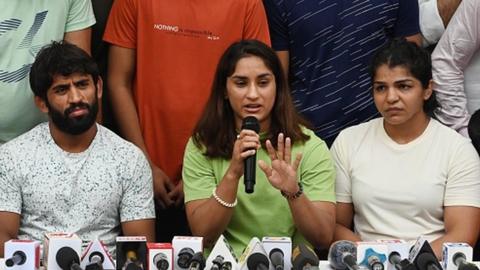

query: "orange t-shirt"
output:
104 0 271 182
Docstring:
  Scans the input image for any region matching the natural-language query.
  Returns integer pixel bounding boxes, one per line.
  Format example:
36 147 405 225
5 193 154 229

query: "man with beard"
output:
0 41 155 257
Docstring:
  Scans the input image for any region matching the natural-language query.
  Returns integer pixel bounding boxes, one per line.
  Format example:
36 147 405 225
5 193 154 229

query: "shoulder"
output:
1 123 49 157
336 118 381 143
96 125 145 159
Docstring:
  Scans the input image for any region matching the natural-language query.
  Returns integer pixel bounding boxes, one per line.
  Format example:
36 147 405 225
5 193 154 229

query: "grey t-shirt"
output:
0 123 155 254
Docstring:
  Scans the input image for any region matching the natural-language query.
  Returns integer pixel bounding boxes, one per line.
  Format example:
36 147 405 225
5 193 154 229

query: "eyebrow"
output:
373 79 414 84
51 78 90 90
230 73 273 79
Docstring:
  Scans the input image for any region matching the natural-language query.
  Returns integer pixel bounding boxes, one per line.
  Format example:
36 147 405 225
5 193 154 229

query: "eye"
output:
77 80 90 89
399 83 411 91
234 80 247 87
54 86 68 94
258 79 271 87
373 85 386 92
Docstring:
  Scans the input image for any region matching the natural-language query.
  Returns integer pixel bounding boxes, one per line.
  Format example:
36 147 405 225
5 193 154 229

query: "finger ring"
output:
236 134 240 139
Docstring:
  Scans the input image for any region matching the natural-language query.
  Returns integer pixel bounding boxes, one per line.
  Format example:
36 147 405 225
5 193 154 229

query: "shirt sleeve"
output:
392 0 421 37
330 130 353 203
243 0 271 46
120 148 155 222
103 0 138 48
182 139 217 203
419 0 445 47
0 147 22 214
444 139 480 207
299 131 336 203
65 0 96 32
263 0 289 51
432 0 480 136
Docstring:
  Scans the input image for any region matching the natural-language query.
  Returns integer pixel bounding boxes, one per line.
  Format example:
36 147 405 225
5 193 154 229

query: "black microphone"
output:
86 251 104 270
178 247 195 268
453 252 479 270
153 253 169 270
247 253 270 270
292 244 319 270
270 248 284 270
211 255 224 270
220 261 232 270
56 246 82 270
242 116 260 193
328 240 360 270
188 252 205 270
416 253 441 270
5 250 27 267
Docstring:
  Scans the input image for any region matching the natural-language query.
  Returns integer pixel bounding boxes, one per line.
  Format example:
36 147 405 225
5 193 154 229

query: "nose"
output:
67 86 83 104
386 88 399 103
246 82 259 99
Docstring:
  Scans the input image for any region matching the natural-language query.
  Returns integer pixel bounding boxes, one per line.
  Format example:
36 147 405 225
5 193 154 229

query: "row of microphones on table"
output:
4 233 114 270
327 237 479 270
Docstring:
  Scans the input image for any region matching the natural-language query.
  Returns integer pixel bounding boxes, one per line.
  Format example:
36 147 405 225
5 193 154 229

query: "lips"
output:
244 104 262 113
65 103 90 118
385 107 403 113
68 108 88 117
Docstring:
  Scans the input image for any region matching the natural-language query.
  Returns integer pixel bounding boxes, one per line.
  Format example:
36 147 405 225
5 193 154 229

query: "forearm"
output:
288 197 336 248
187 171 241 248
108 84 148 154
334 224 362 243
431 231 479 260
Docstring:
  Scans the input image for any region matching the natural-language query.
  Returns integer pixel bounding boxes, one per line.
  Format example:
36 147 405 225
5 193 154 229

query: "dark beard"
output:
47 97 99 135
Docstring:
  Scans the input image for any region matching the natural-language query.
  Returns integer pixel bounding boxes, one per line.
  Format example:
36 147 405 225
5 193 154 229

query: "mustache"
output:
64 102 90 116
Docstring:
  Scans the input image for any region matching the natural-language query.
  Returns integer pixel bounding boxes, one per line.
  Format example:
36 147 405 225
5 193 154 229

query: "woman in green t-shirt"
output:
182 40 336 256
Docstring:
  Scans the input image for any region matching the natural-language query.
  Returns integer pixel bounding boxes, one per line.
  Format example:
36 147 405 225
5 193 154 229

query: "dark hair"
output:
369 38 439 116
468 109 480 156
192 40 310 158
29 41 100 100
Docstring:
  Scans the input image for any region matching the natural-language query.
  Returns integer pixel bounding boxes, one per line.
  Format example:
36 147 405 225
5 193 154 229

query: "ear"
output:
96 76 103 100
34 96 49 113
423 79 433 100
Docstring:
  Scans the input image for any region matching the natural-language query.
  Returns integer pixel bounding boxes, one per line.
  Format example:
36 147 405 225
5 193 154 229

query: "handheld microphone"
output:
211 255 224 270
416 253 441 270
453 252 479 270
5 250 27 267
328 240 360 270
247 253 270 270
56 246 82 270
270 248 284 270
188 252 206 270
178 248 195 268
242 116 259 193
292 244 319 270
153 253 169 270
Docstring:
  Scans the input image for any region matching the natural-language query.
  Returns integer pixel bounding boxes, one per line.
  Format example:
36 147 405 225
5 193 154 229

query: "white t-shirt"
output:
331 118 480 242
0 123 155 254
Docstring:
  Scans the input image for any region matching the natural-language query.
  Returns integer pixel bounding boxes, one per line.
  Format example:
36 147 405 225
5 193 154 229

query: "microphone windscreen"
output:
242 116 260 132
56 246 80 270
247 253 269 270
269 248 284 270
328 240 357 270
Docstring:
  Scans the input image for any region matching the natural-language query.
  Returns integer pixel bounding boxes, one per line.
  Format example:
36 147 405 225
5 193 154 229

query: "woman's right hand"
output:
227 129 261 178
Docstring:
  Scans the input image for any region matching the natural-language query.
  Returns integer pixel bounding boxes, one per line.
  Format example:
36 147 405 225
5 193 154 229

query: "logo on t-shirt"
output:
153 23 220 41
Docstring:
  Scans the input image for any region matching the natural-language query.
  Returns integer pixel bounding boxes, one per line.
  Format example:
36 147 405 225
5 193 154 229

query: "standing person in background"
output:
263 0 422 146
418 0 462 47
0 0 95 144
103 0 270 241
431 0 480 137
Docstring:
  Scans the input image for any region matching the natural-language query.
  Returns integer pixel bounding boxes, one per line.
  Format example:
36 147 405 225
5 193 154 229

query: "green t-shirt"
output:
183 128 336 257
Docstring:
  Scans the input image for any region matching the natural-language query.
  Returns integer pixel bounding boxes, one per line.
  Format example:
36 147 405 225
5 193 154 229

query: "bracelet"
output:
281 182 303 200
212 188 237 208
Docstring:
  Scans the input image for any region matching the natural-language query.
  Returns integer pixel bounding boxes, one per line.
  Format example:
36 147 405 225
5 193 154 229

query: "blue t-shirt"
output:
264 0 420 145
